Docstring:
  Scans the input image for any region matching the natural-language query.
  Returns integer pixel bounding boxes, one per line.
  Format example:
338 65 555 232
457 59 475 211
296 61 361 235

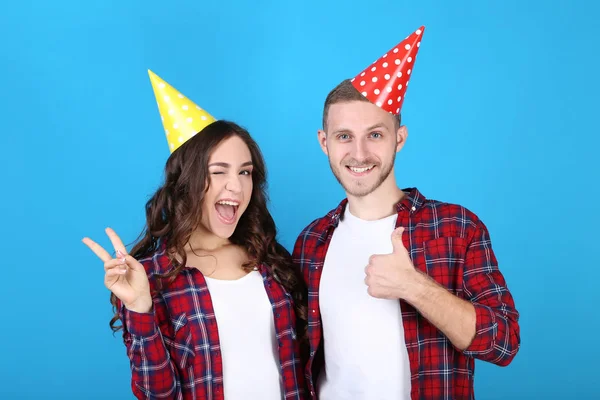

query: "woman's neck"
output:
186 242 250 280
187 228 230 252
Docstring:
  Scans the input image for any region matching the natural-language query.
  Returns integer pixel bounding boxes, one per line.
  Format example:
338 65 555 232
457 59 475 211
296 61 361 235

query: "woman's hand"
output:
82 228 153 313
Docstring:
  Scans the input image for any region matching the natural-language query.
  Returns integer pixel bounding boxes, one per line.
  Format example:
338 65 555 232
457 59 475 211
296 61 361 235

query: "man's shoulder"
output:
295 213 332 241
293 200 345 245
419 195 490 241
421 196 483 224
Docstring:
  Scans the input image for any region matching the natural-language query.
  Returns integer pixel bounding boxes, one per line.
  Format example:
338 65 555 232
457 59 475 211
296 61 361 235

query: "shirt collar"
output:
395 186 427 214
323 187 427 233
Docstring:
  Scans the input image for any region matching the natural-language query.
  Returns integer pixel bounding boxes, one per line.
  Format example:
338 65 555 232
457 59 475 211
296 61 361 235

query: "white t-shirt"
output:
204 271 283 400
317 207 411 399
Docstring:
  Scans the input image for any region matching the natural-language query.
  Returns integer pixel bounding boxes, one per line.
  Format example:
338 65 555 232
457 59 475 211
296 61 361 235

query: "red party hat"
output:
350 26 425 115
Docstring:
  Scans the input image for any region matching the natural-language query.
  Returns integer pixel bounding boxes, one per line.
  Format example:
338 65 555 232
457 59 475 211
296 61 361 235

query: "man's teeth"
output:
349 166 374 173
217 200 239 206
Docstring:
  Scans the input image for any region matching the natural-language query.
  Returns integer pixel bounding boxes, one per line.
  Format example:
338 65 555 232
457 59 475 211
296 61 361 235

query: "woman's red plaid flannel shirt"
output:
118 245 306 400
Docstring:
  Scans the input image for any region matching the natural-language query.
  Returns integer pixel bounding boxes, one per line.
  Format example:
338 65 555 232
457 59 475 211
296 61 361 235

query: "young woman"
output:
83 120 307 400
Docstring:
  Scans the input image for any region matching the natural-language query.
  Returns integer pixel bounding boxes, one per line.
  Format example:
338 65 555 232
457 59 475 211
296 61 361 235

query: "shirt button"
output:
276 313 280 318
312 309 316 313
411 206 416 211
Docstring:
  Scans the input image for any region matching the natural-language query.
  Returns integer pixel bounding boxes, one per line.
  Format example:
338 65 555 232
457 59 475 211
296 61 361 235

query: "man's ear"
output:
396 125 408 153
318 129 328 156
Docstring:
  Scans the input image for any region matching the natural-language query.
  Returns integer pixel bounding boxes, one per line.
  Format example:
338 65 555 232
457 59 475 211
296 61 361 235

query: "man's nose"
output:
352 138 369 161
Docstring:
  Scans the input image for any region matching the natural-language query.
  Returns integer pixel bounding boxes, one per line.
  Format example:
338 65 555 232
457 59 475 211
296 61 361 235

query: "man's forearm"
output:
401 270 476 350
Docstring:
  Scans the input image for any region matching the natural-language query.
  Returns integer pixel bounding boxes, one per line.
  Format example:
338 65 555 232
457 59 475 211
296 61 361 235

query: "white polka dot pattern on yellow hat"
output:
148 69 216 153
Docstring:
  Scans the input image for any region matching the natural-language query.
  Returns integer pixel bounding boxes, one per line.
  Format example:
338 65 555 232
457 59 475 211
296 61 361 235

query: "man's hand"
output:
364 227 419 299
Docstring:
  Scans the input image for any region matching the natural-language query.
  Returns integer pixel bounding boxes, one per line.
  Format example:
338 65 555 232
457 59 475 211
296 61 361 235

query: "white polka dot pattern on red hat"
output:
350 26 424 114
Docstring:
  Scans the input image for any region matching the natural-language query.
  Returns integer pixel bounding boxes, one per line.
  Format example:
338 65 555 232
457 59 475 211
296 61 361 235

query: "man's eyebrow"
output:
365 122 388 131
332 123 389 135
332 128 353 135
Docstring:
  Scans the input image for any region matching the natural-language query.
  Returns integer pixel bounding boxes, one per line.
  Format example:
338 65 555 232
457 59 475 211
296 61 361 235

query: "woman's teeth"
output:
216 200 239 206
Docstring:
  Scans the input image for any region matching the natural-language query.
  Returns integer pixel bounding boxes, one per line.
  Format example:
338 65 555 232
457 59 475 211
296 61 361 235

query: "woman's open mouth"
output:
215 199 240 225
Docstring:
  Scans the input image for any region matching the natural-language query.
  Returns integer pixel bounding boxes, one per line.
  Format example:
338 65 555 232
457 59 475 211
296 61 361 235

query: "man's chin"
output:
341 181 378 198
330 167 382 197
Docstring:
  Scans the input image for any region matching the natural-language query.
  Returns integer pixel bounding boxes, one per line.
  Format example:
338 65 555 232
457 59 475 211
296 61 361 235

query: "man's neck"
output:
346 179 405 221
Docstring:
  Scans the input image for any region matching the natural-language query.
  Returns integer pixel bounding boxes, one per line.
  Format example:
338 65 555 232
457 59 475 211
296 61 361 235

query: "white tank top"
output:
204 270 284 399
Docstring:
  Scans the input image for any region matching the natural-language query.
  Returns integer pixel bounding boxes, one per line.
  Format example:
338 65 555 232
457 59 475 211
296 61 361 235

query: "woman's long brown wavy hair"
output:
109 120 308 352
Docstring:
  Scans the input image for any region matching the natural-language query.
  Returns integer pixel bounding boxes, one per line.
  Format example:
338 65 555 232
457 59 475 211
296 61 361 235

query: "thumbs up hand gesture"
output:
364 227 418 299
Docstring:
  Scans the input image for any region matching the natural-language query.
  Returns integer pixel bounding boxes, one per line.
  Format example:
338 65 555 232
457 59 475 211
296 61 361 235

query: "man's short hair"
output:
322 79 401 131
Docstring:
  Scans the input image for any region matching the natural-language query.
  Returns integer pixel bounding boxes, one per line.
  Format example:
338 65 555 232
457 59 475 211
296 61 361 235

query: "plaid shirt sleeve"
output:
461 217 521 366
119 301 181 399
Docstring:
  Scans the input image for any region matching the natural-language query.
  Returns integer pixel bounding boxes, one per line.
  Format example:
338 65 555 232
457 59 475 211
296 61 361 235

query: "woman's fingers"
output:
106 267 128 277
82 237 112 263
105 227 128 256
104 258 128 272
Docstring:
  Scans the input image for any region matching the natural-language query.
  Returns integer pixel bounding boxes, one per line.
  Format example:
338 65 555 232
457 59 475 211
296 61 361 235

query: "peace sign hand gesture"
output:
82 228 153 314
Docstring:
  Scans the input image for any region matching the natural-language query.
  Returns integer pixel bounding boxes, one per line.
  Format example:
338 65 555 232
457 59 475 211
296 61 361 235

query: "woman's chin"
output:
209 219 239 239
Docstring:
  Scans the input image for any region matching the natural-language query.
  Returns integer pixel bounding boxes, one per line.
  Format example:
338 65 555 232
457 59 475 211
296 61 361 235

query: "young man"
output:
293 26 520 400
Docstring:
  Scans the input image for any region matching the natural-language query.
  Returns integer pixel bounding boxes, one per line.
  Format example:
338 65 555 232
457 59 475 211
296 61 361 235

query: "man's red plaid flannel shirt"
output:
292 188 520 400
118 244 306 399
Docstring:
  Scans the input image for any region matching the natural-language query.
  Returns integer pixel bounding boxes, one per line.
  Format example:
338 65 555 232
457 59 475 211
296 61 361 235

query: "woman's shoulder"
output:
138 247 177 279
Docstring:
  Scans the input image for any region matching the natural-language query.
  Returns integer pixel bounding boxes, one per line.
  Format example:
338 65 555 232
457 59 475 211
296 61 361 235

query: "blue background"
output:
1 0 598 398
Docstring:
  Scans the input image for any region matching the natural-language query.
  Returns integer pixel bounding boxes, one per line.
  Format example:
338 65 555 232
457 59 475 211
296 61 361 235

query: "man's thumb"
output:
391 227 406 252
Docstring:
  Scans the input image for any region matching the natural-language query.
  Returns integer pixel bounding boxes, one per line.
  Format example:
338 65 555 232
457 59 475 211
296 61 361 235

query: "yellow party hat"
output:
148 69 217 153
